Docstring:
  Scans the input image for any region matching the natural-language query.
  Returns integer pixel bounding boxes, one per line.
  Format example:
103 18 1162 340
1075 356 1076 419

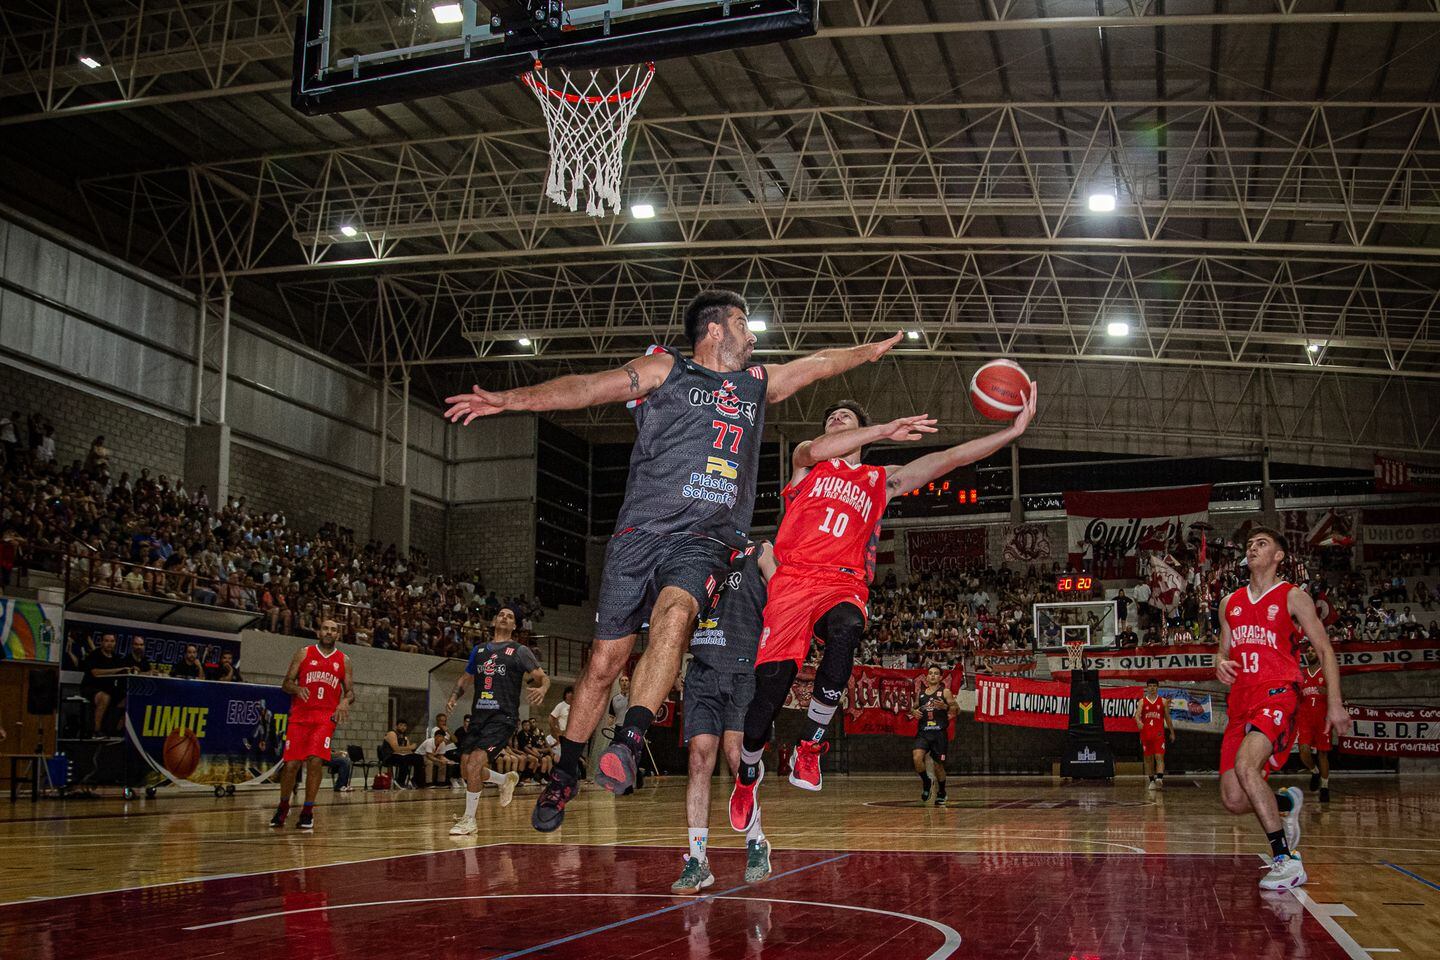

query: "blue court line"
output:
1382 861 1440 893
490 852 852 960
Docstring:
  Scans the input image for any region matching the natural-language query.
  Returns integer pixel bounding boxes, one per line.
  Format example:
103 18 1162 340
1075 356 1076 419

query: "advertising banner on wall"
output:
64 615 243 677
1336 704 1440 758
1360 505 1440 560
907 527 988 574
975 675 1143 732
1373 455 1440 493
1064 484 1212 576
1001 523 1053 564
0 599 63 664
123 675 291 788
844 665 960 736
1043 640 1440 681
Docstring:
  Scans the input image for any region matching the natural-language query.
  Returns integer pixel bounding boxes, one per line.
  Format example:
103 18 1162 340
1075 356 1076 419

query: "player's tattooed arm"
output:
446 672 473 712
444 351 673 422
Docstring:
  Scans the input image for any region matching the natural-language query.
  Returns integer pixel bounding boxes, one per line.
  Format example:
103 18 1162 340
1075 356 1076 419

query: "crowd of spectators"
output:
0 416 543 658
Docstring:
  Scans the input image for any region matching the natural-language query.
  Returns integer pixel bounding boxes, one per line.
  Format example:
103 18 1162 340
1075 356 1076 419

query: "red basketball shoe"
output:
729 765 763 833
788 739 829 792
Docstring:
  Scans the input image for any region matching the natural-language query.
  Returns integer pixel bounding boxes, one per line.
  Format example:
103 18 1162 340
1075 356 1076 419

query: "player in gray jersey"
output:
446 289 901 833
673 541 774 895
910 666 958 805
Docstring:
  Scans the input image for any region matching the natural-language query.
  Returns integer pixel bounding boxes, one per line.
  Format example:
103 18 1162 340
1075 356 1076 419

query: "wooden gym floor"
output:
2 774 1438 959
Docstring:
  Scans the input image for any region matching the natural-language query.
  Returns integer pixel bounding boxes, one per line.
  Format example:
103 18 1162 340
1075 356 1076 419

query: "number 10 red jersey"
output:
774 459 888 580
1223 581 1303 693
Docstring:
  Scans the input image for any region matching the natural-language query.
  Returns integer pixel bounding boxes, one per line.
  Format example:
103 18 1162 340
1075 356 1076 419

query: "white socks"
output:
486 768 508 786
688 827 709 862
745 816 765 845
464 791 481 819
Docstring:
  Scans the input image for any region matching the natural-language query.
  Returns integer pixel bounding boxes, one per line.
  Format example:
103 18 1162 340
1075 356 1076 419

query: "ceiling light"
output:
906 330 921 340
517 337 532 347
431 3 464 24
79 55 102 69
1087 192 1117 213
747 319 767 332
339 223 359 238
1107 320 1130 337
630 203 656 219
1307 343 1321 354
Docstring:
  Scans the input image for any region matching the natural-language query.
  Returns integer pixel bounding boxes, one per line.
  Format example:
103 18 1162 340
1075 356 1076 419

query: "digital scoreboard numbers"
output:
1055 575 1097 593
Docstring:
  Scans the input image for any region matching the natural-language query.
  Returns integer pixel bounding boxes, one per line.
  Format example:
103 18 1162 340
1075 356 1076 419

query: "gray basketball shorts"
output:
595 529 731 641
683 658 756 742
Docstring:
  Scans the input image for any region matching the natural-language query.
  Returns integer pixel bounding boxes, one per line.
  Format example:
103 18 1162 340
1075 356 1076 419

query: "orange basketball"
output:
162 728 202 779
969 359 1032 420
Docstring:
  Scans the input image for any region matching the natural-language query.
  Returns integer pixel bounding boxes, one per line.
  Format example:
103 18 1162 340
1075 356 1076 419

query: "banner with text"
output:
907 527 988 574
1360 505 1440 561
1065 485 1212 577
64 615 243 677
1044 639 1440 680
1374 455 1440 493
975 675 1143 732
1337 705 1440 758
123 675 291 789
844 665 960 736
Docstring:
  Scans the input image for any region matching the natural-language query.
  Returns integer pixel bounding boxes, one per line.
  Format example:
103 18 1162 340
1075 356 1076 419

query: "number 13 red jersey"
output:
1223 581 1303 693
774 459 888 580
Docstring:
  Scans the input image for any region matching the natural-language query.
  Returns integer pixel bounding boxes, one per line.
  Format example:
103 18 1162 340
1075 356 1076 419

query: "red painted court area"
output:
4 846 1351 960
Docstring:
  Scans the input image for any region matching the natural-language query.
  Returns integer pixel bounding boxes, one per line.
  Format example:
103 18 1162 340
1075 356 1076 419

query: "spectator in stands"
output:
35 425 55 465
80 633 131 736
125 636 153 674
550 685 573 745
0 412 18 470
1114 588 1131 630
85 437 109 475
416 729 455 787
379 720 424 789
327 748 354 792
208 650 244 682
170 643 205 680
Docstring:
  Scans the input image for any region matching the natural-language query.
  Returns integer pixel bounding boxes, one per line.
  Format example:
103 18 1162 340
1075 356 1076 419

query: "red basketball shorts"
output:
756 568 868 668
1140 728 1167 757
1296 706 1331 751
283 715 336 762
1220 683 1299 776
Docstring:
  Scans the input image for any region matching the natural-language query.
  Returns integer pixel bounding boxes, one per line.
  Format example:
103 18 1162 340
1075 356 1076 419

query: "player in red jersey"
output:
730 388 1036 831
1216 527 1350 890
1136 678 1174 791
271 618 354 830
1295 647 1333 803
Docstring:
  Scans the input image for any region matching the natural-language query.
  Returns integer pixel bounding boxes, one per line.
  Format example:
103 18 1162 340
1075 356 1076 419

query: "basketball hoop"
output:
522 60 656 217
1064 639 1087 673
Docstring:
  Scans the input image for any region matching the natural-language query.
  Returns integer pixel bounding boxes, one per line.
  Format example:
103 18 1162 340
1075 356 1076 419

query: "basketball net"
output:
1064 639 1087 673
522 61 655 217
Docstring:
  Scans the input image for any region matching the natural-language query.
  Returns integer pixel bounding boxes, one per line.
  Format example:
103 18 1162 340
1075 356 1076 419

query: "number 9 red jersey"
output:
294 644 346 719
1222 582 1303 693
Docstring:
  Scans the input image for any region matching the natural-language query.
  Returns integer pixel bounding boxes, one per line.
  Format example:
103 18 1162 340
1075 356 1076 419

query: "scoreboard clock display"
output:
1055 575 1098 593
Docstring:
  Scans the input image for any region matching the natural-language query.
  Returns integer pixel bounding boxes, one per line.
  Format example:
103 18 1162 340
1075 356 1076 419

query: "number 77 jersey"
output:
774 459 888 580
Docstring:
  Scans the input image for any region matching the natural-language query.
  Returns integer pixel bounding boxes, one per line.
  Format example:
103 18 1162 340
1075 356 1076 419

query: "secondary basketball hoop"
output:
1064 638 1088 673
522 60 656 217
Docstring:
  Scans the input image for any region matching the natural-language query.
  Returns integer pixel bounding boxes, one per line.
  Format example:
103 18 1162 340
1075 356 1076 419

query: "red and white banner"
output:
1374 455 1440 493
1042 639 1440 681
1065 485 1211 577
1002 523 1053 563
1337 704 1440 758
907 527 987 574
1360 506 1440 560
975 675 1142 732
975 651 1038 675
1147 553 1187 611
844 665 961 736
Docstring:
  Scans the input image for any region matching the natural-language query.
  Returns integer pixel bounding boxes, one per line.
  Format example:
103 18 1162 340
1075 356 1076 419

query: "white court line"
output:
183 890 963 960
1290 888 1383 960
1 841 507 908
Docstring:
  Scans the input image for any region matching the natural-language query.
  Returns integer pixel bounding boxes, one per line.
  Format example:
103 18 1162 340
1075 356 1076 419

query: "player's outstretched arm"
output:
794 415 938 471
444 351 674 424
764 332 904 403
881 387 1037 503
1289 588 1353 737
525 667 551 707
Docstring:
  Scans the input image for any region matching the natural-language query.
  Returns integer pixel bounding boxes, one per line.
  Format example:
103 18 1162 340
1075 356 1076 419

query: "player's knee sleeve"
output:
743 660 797 747
812 604 865 705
